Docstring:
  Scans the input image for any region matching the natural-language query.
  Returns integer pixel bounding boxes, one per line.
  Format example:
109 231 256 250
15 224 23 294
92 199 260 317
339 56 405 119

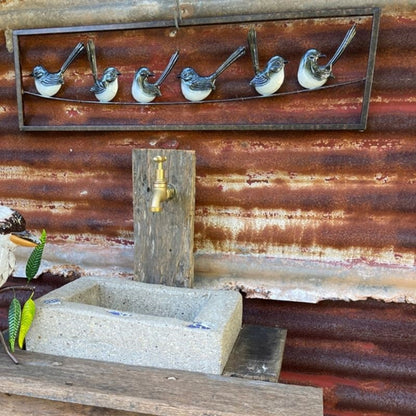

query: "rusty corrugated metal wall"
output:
244 297 416 416
0 1 415 415
0 3 414 303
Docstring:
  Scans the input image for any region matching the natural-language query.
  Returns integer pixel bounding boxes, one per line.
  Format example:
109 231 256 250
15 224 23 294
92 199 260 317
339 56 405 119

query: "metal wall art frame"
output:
13 7 380 131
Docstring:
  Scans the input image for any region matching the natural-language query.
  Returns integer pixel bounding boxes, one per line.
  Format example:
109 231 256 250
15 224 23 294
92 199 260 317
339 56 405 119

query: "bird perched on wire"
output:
0 206 38 288
247 27 287 96
87 39 121 102
178 45 246 102
31 42 85 97
297 23 357 90
131 50 180 103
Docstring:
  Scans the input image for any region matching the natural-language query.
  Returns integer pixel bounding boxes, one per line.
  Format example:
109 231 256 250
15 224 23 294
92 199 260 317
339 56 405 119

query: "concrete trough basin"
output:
25 276 242 374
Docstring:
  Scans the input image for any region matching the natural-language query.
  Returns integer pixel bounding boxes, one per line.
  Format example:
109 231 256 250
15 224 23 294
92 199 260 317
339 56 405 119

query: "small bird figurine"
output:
247 27 287 96
0 206 38 288
297 23 357 89
131 50 180 103
87 39 121 102
178 45 246 102
31 42 85 97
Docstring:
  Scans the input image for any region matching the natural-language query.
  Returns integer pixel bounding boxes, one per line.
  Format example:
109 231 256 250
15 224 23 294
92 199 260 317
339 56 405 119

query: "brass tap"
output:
151 156 175 212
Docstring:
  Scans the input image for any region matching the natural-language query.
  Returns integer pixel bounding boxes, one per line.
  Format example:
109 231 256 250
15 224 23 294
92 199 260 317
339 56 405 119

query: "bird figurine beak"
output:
10 231 39 247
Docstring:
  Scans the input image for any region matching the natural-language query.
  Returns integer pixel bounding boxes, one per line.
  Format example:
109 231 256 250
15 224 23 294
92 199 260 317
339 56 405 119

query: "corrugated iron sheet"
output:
244 297 416 416
0 11 414 273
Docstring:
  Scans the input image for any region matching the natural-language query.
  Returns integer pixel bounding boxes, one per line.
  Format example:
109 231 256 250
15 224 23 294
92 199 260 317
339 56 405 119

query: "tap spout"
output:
151 183 175 212
150 156 175 212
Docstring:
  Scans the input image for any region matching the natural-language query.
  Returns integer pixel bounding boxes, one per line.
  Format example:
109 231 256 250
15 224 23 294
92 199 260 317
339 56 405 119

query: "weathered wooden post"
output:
132 149 195 287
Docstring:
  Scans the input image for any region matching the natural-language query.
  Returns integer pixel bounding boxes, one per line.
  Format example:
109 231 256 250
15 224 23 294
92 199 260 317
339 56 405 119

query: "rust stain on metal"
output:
0 10 414 278
244 297 416 415
225 282 272 299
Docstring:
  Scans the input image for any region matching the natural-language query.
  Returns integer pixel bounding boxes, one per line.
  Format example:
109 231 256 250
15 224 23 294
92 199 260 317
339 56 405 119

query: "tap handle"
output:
153 155 167 182
153 155 167 171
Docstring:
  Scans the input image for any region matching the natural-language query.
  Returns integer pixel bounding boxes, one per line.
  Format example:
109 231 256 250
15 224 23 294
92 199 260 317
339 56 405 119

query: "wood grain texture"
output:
133 149 195 287
0 350 323 416
0 393 143 416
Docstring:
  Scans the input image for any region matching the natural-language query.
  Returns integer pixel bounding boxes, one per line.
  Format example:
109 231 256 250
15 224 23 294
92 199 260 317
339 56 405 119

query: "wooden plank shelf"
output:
0 349 323 415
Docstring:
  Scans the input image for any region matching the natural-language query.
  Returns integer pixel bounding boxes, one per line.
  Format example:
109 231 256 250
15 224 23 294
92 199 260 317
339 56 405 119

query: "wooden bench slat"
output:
0 350 322 416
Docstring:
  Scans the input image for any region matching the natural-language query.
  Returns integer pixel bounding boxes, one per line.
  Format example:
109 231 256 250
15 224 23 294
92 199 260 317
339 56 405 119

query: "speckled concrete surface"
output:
25 275 242 374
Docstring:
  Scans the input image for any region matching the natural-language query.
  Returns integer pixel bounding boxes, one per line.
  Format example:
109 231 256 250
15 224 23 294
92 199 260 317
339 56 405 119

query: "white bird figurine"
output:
87 39 121 102
132 50 180 103
0 206 38 288
297 24 357 90
31 42 85 97
178 45 246 102
247 27 287 96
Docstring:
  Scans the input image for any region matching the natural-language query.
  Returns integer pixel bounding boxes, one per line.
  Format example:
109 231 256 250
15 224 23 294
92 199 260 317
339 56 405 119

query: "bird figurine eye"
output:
31 66 47 78
179 68 194 82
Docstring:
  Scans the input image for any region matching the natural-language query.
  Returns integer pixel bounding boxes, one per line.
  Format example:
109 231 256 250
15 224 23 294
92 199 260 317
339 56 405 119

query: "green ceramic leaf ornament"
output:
26 229 47 282
8 296 21 352
18 292 36 349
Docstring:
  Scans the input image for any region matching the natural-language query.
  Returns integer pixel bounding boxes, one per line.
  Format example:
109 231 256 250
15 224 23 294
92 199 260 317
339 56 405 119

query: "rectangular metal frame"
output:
13 7 380 131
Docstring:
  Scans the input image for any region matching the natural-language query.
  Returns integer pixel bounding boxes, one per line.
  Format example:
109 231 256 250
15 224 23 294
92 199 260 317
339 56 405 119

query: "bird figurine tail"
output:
326 24 357 69
212 45 246 79
60 42 85 74
86 39 98 83
247 28 260 75
155 50 180 87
